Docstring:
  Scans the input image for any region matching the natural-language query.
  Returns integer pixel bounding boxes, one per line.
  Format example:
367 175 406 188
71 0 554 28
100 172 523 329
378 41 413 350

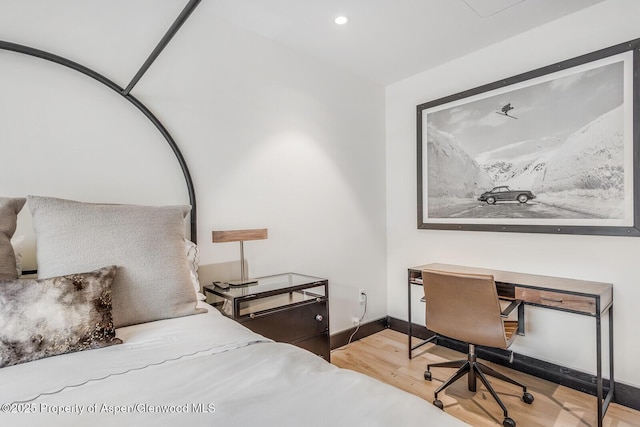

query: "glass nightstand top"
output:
205 272 326 299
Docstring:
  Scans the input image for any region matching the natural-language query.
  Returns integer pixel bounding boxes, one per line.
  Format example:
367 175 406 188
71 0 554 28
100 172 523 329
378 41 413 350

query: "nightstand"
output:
204 273 330 361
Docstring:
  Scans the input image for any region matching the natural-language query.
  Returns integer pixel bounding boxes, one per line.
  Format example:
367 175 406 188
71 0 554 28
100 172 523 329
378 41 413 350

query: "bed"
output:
0 303 470 426
0 195 470 426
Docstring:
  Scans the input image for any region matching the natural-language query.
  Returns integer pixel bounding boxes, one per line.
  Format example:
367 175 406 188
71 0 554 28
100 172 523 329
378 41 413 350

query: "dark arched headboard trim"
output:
0 40 198 243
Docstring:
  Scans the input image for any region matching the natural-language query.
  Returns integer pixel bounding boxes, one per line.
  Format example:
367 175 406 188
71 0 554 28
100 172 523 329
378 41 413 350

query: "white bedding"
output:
0 303 469 426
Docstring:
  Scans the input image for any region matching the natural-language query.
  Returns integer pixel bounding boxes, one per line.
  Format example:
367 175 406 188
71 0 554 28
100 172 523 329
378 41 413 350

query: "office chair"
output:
422 270 533 427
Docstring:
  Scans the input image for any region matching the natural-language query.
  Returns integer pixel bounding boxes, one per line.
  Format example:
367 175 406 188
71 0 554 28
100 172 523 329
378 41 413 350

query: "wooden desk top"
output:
411 263 613 313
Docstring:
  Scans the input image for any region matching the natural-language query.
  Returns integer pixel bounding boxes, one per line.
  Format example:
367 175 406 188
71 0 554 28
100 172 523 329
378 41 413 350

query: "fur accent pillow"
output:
0 197 26 280
0 266 121 368
28 195 205 328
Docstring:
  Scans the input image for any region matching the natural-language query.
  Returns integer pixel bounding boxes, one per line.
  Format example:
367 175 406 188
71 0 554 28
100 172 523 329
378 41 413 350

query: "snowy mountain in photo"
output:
474 105 624 195
475 136 564 189
537 105 624 193
426 124 492 197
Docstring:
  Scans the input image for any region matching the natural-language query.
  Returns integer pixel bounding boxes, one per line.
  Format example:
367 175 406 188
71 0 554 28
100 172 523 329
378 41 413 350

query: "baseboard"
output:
387 317 640 412
330 317 387 350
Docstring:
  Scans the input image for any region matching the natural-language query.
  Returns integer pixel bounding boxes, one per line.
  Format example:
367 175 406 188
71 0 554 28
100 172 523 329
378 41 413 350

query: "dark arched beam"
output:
124 0 201 95
0 40 198 243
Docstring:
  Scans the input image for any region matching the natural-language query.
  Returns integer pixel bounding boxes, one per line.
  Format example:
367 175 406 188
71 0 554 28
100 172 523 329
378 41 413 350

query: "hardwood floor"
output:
331 329 640 427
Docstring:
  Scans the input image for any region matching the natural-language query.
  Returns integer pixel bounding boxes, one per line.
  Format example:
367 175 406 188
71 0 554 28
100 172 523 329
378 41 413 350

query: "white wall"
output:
0 1 386 334
386 0 640 387
135 5 388 333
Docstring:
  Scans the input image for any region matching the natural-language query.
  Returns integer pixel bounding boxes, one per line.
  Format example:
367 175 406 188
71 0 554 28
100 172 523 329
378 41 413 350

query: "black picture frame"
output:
417 38 640 236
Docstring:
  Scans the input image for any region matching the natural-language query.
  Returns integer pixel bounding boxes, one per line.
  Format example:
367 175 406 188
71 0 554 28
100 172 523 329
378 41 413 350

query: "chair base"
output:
424 345 533 427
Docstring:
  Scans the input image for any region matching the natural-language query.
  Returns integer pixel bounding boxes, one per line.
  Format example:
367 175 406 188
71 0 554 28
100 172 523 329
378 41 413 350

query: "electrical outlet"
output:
359 289 366 303
352 317 360 325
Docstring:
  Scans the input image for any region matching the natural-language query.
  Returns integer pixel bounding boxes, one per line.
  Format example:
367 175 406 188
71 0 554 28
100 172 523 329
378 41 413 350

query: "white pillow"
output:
185 239 206 301
10 234 25 276
28 195 205 328
0 197 26 280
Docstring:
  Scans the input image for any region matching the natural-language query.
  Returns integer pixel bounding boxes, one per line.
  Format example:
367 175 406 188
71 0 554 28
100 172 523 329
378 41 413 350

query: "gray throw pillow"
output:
0 197 26 280
0 266 121 368
28 196 205 328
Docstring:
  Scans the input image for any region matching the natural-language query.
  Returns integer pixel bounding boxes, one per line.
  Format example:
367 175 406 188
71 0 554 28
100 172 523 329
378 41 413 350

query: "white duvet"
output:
0 303 469 426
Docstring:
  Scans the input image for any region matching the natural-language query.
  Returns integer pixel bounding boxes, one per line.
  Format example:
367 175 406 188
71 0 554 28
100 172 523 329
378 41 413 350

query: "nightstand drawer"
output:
241 300 328 343
516 287 596 315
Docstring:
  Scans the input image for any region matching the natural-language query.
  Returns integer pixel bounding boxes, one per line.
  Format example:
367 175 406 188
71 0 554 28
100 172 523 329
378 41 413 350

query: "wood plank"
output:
331 329 640 427
415 263 612 294
515 287 596 315
414 263 613 312
212 228 268 242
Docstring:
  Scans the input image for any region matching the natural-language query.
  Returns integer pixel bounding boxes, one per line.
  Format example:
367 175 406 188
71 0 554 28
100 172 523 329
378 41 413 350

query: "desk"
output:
407 263 613 427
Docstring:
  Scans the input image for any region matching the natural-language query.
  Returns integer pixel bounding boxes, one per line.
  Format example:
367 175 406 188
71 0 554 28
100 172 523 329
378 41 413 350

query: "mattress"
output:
0 303 469 426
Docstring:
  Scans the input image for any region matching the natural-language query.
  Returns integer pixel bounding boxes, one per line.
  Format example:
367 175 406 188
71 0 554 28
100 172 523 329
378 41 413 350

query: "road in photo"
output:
430 200 603 219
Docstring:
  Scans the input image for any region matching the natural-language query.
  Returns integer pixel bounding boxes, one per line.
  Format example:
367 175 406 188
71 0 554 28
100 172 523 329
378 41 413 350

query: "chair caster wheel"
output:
424 371 432 381
433 399 443 410
522 392 534 404
503 417 516 427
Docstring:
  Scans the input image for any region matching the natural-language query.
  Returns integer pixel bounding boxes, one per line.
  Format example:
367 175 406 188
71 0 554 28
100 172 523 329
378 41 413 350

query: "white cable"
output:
347 293 367 345
331 292 368 354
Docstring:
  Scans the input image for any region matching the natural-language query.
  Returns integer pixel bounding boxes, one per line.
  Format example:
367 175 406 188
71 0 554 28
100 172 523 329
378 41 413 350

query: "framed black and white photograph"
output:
417 39 640 236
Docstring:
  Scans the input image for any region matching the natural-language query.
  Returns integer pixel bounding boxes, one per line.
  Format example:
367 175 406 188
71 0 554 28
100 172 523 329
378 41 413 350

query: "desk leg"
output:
601 307 615 427
596 311 603 427
609 306 615 403
408 275 437 359
408 272 413 359
596 305 614 427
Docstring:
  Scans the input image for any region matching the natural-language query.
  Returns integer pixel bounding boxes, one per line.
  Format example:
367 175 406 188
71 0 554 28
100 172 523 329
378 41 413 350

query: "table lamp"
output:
212 228 268 286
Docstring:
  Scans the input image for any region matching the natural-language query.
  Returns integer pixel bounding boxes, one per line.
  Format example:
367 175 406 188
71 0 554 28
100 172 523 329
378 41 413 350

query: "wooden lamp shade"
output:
212 228 268 243
212 228 268 285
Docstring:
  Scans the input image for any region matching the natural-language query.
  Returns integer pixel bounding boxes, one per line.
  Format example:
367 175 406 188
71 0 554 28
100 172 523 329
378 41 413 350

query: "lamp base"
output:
228 278 259 287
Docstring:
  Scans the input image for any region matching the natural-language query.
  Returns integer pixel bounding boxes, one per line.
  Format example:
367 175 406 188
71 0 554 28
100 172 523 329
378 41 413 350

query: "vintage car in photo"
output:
477 186 536 204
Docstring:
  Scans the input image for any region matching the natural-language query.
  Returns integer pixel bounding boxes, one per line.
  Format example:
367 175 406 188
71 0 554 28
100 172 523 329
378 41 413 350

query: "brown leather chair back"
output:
422 269 508 349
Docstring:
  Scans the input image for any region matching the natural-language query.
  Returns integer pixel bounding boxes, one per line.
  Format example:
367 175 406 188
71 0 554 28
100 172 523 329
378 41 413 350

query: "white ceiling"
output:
208 0 606 85
0 0 606 88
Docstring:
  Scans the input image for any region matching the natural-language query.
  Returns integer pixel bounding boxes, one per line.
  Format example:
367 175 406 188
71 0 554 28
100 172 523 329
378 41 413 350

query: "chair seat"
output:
504 320 519 345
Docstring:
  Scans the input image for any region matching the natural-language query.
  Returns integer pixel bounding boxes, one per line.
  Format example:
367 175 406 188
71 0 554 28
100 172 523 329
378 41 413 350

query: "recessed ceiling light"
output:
334 16 349 25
